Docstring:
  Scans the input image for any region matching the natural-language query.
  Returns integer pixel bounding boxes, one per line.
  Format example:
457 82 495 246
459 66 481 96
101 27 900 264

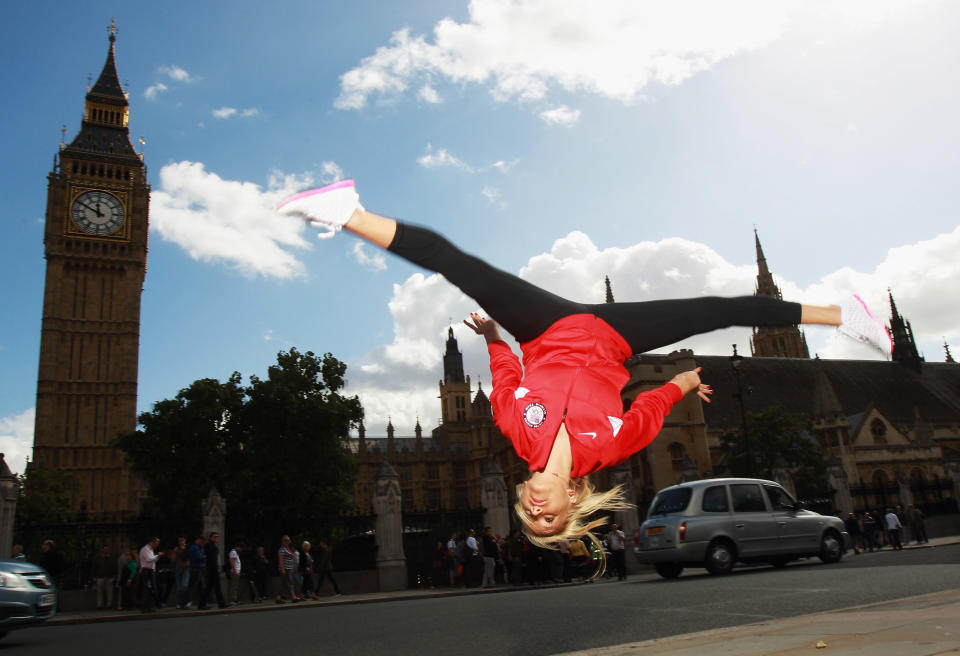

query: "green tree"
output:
115 374 244 519
14 468 79 526
720 405 829 499
115 348 362 521
236 349 362 519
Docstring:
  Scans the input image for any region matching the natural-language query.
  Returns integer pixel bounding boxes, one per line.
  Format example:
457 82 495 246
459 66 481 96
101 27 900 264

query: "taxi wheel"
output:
654 562 684 579
705 539 736 575
818 530 843 564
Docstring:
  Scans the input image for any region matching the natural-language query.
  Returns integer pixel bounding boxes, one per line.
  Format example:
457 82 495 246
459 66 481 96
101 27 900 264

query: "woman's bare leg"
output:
800 304 841 326
343 210 397 249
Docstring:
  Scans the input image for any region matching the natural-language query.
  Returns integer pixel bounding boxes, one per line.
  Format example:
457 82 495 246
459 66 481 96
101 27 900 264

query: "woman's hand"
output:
669 366 713 403
463 312 503 344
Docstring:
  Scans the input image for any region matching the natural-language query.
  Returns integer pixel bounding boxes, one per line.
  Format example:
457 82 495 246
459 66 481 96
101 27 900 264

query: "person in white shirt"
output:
227 542 243 604
607 524 627 580
138 537 163 612
884 508 904 551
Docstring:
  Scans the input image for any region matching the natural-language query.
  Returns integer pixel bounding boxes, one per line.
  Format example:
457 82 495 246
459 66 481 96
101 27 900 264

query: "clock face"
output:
71 190 125 235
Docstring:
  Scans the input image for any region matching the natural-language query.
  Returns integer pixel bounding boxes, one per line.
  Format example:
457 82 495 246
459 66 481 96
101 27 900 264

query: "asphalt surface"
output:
5 542 960 656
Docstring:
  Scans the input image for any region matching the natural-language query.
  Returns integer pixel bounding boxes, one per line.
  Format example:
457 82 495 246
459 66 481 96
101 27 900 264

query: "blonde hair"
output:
514 477 634 578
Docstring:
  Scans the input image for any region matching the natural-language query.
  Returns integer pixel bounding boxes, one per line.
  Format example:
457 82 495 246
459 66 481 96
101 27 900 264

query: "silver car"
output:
634 477 849 579
0 560 57 639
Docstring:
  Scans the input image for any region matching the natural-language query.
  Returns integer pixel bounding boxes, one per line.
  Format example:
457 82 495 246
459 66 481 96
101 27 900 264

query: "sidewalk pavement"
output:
559 589 960 656
45 535 960 655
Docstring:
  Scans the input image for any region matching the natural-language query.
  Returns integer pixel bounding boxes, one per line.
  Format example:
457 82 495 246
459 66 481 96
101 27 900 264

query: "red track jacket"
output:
487 314 683 477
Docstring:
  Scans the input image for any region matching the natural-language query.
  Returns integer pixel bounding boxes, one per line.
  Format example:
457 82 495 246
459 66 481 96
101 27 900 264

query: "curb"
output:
41 578 584 627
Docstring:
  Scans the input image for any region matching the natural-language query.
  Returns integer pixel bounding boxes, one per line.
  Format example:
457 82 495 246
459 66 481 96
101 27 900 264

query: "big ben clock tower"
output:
32 22 148 520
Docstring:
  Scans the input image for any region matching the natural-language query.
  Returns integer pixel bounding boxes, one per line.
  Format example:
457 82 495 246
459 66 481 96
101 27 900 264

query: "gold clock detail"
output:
71 190 125 235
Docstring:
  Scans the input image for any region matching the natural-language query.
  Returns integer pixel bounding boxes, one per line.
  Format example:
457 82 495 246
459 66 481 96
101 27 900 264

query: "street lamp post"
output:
729 344 755 475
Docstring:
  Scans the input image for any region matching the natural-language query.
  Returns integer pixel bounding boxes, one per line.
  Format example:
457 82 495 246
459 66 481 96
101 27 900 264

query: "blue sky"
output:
3 1 959 474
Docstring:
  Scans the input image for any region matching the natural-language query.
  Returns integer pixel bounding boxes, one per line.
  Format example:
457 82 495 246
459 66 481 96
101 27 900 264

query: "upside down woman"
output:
278 180 892 551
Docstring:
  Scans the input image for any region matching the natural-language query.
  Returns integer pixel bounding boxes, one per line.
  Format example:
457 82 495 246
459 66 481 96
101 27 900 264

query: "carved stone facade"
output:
350 329 529 519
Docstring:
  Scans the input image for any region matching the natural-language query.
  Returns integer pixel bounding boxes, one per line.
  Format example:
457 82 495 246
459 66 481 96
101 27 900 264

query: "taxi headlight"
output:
0 572 27 589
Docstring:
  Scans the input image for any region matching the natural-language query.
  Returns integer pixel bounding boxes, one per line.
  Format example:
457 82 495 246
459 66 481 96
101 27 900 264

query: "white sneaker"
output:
838 294 892 357
277 179 364 240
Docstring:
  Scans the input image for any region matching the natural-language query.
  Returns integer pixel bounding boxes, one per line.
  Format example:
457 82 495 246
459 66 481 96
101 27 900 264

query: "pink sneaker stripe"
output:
853 293 893 351
277 179 355 209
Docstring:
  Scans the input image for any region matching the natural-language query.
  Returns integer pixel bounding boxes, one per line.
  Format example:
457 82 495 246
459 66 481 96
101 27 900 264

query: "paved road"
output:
7 544 960 656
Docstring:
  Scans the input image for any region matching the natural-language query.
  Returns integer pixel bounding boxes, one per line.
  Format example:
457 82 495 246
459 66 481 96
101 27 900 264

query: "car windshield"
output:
648 487 692 516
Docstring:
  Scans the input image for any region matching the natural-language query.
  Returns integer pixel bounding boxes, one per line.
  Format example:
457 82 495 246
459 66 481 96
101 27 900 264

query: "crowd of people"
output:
841 504 929 553
18 532 346 613
429 523 632 589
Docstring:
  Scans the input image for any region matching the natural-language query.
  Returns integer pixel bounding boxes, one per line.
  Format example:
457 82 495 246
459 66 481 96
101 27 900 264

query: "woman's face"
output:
519 473 574 536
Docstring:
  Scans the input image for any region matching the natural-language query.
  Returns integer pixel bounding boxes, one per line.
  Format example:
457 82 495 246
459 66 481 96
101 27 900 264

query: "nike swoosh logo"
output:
578 432 597 439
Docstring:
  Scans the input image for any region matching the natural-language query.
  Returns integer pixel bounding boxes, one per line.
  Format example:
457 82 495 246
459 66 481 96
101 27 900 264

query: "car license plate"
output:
40 593 56 606
647 537 660 548
646 526 664 536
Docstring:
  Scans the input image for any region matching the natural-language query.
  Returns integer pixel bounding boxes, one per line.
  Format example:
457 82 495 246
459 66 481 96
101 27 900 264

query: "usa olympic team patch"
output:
523 402 547 428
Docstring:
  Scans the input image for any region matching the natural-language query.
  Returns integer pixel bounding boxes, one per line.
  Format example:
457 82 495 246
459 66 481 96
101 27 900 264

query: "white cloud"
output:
264 329 274 341
0 408 34 475
320 161 345 183
347 225 960 434
144 82 168 101
212 107 259 119
418 84 442 104
539 105 581 127
481 185 506 209
417 143 474 171
150 161 325 278
335 0 793 111
489 159 518 174
159 65 196 83
351 241 388 272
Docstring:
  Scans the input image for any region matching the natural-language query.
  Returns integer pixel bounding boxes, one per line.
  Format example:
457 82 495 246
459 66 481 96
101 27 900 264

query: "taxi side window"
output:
764 485 797 511
701 485 729 512
731 484 767 512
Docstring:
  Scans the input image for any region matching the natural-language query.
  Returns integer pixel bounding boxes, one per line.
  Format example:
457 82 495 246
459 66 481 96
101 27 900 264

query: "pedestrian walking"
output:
227 541 243 604
607 524 627 580
314 538 342 597
173 536 191 609
299 541 316 600
844 513 862 554
91 544 115 609
200 532 227 609
862 511 878 552
138 537 163 613
277 535 298 603
884 508 904 551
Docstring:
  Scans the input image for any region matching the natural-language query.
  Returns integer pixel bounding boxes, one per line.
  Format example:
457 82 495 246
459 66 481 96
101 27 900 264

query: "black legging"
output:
388 223 801 352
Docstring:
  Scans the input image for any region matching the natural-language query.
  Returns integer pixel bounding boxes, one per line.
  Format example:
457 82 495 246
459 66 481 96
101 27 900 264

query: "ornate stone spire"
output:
945 339 955 363
64 20 139 161
749 229 809 358
889 289 923 372
442 326 465 383
753 227 781 300
604 276 615 303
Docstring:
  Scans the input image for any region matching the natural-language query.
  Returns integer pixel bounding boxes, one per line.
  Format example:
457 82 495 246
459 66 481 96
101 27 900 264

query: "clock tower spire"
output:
32 23 149 520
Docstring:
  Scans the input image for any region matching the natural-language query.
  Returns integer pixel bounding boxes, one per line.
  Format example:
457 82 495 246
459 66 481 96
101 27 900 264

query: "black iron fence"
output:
849 475 956 516
14 507 489 591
